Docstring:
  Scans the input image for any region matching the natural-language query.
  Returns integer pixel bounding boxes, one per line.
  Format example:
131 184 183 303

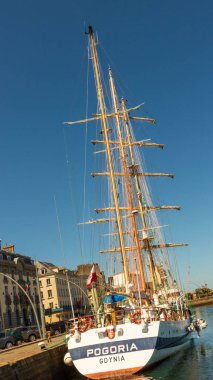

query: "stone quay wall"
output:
0 344 82 380
190 296 213 307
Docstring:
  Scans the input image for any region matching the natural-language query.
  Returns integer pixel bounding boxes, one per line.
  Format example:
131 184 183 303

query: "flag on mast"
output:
86 264 97 287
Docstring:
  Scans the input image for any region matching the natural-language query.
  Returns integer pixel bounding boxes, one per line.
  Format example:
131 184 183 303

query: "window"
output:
41 291 44 299
48 290 52 298
49 302 53 308
3 276 8 284
46 278 51 286
39 280 42 287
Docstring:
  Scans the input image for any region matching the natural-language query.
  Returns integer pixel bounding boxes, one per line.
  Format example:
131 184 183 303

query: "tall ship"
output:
63 26 201 379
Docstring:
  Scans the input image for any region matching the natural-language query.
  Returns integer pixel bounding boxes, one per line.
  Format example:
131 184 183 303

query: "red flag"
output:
86 264 97 287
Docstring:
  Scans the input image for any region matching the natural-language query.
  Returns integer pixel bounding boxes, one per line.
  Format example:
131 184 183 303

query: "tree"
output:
194 284 213 298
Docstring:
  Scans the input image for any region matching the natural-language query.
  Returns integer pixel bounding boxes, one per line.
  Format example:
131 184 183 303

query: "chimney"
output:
3 244 15 253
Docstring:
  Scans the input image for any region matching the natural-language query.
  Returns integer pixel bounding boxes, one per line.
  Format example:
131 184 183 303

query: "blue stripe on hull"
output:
156 333 190 349
70 333 190 360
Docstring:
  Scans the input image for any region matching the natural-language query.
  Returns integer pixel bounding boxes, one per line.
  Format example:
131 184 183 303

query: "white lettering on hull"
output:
99 355 125 364
87 343 138 357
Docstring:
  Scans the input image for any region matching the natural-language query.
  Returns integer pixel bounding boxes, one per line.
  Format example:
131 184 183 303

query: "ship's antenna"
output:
54 195 66 266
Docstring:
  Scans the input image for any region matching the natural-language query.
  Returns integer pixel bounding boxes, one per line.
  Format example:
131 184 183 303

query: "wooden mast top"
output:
108 67 147 292
121 98 158 291
88 26 129 287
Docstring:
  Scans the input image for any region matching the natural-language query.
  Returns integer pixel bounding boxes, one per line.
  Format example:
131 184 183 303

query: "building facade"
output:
0 244 40 329
36 262 90 322
76 263 106 311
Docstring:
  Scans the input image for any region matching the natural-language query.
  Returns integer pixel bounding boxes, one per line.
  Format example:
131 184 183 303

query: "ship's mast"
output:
88 26 129 286
64 27 189 302
121 98 157 291
108 68 147 291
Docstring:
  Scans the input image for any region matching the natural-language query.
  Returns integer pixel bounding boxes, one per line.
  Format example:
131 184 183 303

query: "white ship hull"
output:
67 319 193 379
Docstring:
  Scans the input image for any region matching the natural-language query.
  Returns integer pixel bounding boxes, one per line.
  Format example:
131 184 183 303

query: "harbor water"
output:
120 305 213 380
70 305 213 380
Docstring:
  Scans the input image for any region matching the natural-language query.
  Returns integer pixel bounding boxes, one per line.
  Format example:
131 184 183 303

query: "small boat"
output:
197 318 208 329
63 26 200 379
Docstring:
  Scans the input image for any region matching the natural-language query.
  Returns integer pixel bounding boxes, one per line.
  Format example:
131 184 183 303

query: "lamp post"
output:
65 271 75 321
67 280 89 300
0 272 42 338
64 271 90 320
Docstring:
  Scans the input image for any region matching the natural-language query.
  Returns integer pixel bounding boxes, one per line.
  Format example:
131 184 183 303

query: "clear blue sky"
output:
0 0 212 290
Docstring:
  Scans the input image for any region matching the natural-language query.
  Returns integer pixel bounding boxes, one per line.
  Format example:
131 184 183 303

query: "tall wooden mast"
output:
64 27 188 301
108 68 147 291
88 26 129 286
121 98 157 291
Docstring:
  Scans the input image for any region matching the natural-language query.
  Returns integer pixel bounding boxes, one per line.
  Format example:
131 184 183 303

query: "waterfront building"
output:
75 264 106 310
0 244 39 329
36 262 91 322
75 263 105 290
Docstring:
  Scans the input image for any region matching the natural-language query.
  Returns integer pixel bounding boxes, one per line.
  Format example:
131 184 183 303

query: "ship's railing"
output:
65 305 190 334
